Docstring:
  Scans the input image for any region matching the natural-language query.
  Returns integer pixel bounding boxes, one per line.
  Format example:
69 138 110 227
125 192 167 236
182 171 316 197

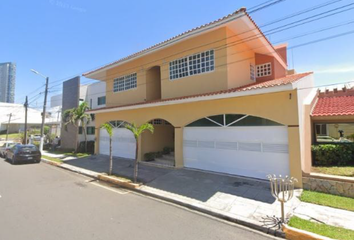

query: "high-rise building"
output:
0 62 16 103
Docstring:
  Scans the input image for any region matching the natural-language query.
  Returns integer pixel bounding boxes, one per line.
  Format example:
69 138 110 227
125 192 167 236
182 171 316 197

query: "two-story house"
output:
85 8 314 187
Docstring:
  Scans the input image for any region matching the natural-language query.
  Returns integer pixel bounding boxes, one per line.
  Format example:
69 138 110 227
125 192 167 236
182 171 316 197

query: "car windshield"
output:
8 143 16 148
20 146 38 151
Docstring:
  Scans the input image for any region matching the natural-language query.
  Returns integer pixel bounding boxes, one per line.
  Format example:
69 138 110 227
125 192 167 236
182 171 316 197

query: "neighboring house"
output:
58 77 106 149
0 62 16 103
0 102 57 136
301 85 354 173
84 8 315 187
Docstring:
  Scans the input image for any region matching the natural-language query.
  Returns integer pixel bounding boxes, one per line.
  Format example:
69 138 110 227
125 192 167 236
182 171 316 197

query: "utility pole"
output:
39 77 49 152
24 96 28 144
5 113 12 142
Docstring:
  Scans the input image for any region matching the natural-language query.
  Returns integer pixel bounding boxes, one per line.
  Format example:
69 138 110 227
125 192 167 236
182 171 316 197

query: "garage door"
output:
183 114 290 179
99 127 136 159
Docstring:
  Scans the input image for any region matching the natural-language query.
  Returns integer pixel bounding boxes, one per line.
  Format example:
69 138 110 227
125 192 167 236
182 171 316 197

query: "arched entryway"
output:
146 66 161 101
183 114 289 179
141 119 175 166
99 120 136 159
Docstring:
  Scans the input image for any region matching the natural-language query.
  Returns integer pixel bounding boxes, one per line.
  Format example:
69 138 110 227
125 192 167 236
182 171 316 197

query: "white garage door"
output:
99 128 136 159
183 115 290 180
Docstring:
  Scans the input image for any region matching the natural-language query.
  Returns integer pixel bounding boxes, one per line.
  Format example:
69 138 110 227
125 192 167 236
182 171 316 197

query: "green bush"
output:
144 152 155 161
312 144 354 166
155 151 163 158
77 141 95 154
163 147 171 155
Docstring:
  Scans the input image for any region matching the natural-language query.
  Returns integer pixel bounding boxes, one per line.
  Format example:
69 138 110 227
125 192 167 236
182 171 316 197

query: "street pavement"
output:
0 158 280 240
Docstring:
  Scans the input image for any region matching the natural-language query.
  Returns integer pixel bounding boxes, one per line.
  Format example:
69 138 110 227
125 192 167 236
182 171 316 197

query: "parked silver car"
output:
0 141 18 158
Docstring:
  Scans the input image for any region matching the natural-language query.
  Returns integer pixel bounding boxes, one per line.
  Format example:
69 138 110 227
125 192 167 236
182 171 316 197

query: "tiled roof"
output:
83 7 278 77
312 94 354 117
88 72 312 113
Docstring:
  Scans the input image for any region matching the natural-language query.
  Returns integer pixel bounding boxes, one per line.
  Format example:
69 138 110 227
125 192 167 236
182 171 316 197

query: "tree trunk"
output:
83 123 88 153
133 140 139 183
109 137 113 175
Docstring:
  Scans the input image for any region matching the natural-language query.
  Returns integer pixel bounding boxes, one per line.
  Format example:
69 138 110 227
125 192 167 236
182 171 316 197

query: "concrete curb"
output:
41 158 284 238
97 174 141 189
283 224 334 240
41 158 62 167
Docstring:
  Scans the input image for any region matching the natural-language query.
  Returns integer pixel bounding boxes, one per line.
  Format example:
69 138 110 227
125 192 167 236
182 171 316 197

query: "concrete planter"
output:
97 174 141 189
283 224 334 240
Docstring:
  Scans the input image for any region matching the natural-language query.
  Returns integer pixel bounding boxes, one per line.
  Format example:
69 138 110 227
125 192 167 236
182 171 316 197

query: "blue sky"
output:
1 0 354 106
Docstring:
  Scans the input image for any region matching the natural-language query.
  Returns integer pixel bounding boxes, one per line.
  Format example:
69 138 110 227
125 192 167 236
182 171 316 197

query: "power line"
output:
38 26 354 107
46 0 351 93
25 1 354 106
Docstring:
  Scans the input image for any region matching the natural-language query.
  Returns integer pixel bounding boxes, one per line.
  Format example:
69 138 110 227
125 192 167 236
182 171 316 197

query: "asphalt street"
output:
0 158 281 240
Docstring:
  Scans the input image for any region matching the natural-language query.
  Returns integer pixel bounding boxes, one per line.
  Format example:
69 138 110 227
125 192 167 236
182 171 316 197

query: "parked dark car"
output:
6 144 41 164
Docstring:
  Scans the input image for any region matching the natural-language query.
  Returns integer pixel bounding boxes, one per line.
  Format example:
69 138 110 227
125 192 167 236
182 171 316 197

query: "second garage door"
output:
183 114 290 180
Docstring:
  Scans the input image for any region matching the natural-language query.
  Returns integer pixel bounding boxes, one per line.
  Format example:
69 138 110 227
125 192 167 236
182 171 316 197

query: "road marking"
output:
90 181 131 195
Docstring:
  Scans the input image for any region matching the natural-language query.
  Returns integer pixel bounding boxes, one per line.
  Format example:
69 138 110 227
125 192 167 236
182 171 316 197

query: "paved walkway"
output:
43 153 354 232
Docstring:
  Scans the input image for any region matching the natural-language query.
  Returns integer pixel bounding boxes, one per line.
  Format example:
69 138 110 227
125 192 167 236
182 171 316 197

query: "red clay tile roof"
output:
88 72 312 113
83 8 282 77
312 95 354 117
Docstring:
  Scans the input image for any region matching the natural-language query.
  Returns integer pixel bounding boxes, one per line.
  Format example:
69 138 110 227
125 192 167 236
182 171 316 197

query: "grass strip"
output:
300 190 354 211
289 216 354 240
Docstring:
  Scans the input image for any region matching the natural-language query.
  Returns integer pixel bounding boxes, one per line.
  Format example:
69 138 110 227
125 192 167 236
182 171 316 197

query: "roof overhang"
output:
88 84 295 114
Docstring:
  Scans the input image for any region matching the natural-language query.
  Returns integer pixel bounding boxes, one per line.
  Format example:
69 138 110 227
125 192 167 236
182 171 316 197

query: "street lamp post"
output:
31 69 49 153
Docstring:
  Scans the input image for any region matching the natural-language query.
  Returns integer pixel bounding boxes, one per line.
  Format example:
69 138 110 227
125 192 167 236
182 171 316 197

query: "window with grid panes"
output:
169 50 214 80
113 73 137 92
256 63 271 78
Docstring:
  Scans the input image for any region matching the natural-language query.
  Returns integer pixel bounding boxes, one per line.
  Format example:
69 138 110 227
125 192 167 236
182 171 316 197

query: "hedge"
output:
312 144 354 166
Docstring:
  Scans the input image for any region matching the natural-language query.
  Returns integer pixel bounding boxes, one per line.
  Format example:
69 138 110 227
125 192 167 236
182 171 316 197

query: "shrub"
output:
144 152 155 161
77 141 95 153
163 147 171 155
312 144 354 166
155 151 163 158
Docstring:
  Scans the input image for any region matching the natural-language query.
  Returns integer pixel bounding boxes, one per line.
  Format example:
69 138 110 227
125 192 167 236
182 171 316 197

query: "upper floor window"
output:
113 73 137 92
256 63 272 78
250 64 256 81
97 96 106 105
169 49 214 80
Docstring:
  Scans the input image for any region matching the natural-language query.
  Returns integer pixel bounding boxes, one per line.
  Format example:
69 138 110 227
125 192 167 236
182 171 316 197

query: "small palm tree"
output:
125 122 154 183
101 123 114 175
63 102 91 152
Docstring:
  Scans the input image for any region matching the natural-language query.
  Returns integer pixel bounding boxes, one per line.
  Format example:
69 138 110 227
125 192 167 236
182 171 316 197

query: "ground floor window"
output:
87 127 95 135
187 114 282 127
315 123 354 143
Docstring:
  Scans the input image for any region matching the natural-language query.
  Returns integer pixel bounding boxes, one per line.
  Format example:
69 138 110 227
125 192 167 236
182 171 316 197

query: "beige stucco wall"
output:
225 28 255 89
94 89 303 187
103 27 229 107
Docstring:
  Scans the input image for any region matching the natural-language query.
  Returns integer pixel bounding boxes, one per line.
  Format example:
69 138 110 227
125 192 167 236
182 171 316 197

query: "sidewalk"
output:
42 154 354 235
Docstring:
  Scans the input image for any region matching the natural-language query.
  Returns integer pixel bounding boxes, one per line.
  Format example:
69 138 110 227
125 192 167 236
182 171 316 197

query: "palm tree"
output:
63 102 91 153
100 123 114 175
125 122 154 183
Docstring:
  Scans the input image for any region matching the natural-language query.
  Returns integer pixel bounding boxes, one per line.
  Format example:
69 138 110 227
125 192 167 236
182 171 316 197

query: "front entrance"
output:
183 114 290 179
141 119 175 166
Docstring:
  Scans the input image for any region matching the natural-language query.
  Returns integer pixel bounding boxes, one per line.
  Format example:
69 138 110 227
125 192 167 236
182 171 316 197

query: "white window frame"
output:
113 73 137 93
256 62 272 78
169 49 215 80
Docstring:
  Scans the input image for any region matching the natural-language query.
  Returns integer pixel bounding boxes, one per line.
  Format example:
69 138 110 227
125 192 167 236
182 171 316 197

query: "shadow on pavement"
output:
64 155 276 204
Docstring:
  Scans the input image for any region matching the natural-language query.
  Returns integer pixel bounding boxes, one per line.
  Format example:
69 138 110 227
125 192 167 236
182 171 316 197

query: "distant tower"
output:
0 62 16 103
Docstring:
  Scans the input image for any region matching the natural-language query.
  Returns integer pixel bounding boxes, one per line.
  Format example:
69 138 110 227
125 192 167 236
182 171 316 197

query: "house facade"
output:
56 77 106 149
84 8 314 187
